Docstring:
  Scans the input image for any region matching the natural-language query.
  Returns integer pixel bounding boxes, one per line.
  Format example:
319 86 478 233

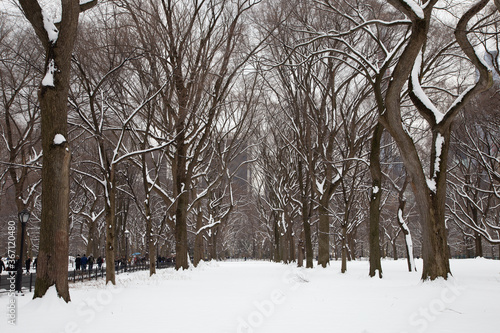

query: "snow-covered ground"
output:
1 258 499 333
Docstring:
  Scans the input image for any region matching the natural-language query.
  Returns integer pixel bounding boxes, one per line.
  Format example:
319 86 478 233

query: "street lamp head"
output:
18 209 31 224
124 229 130 238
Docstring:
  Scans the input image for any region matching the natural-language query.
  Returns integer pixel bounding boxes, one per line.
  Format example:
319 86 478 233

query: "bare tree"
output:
447 83 500 250
17 0 97 301
0 20 42 261
119 0 267 270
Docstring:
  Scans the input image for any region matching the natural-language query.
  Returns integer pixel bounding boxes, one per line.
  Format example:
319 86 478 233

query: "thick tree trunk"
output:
22 0 98 302
408 132 452 280
369 123 383 278
34 39 74 304
396 182 416 272
35 123 71 300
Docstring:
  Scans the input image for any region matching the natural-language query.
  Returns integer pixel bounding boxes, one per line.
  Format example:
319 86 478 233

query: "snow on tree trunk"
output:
398 209 416 272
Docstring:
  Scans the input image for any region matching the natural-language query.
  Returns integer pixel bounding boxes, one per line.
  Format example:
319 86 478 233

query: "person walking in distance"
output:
81 254 88 270
75 254 81 270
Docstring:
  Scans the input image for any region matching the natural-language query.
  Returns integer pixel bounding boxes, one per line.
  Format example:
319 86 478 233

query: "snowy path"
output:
1 259 499 333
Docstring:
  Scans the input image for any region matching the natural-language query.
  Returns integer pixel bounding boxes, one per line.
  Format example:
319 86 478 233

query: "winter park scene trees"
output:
0 0 499 332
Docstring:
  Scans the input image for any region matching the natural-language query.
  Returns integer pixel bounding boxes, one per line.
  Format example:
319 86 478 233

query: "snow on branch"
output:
79 0 98 13
42 10 59 44
400 0 424 19
410 51 443 124
196 220 221 235
447 204 500 244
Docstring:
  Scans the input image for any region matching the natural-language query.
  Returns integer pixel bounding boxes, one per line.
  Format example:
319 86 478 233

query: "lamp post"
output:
124 229 130 272
15 209 30 293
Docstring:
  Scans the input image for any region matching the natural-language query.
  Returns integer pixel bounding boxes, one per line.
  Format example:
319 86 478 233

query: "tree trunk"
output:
210 226 218 260
369 122 383 278
173 137 189 270
289 227 296 262
471 206 483 257
35 133 71 301
33 29 74 304
194 205 204 267
303 220 313 268
22 0 98 302
105 171 116 285
396 182 416 272
175 190 189 270
341 225 347 273
146 206 156 276
474 232 483 258
297 232 305 267
317 204 330 267
86 219 98 258
273 212 281 263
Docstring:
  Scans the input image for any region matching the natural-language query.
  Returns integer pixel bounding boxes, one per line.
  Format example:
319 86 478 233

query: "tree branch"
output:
18 0 48 46
80 0 98 13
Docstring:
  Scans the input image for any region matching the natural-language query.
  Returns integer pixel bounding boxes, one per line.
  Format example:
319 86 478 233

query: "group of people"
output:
75 254 104 271
0 256 36 274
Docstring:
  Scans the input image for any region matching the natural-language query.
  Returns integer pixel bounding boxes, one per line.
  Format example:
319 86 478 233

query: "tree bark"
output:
317 204 330 268
21 0 98 302
382 0 491 280
273 211 281 262
105 168 116 285
193 203 204 267
369 122 383 278
341 225 347 273
474 231 483 258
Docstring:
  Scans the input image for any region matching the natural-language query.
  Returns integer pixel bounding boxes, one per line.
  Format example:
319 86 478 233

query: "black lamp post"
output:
15 209 30 293
124 229 130 272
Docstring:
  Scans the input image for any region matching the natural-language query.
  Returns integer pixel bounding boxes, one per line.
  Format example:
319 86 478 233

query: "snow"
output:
1 259 499 332
196 220 221 235
42 59 56 87
316 178 325 196
426 178 436 193
433 133 444 176
373 186 379 194
401 0 424 19
398 209 415 272
53 134 66 145
426 133 445 193
411 51 444 124
42 10 59 44
483 50 499 82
